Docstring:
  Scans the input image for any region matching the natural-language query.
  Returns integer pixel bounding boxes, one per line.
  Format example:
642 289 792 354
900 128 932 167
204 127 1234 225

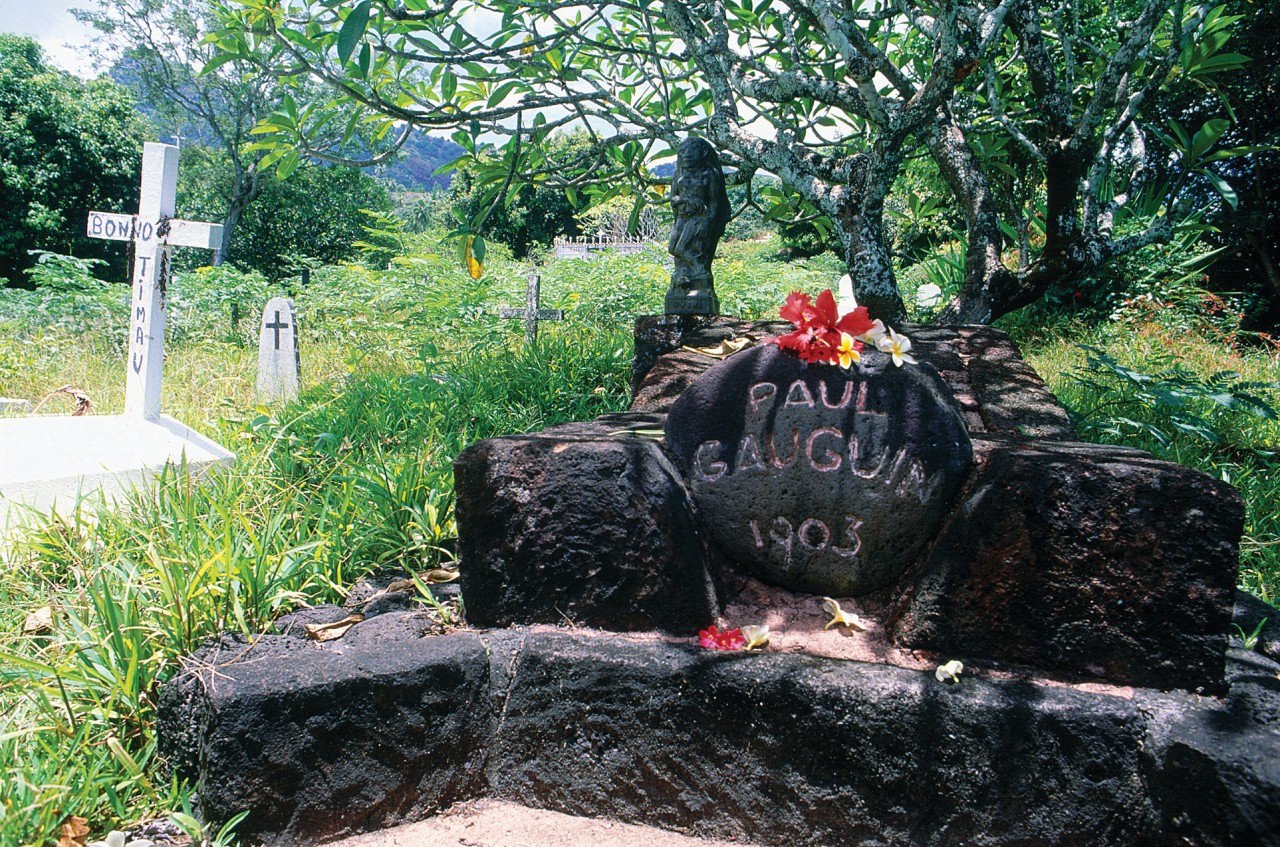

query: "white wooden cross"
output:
86 142 223 421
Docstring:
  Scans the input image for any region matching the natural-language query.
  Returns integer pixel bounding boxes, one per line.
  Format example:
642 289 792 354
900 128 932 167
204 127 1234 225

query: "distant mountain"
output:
109 55 463 193
376 130 465 192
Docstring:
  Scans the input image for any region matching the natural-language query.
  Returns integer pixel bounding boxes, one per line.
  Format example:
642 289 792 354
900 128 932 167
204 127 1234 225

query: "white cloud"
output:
0 0 101 77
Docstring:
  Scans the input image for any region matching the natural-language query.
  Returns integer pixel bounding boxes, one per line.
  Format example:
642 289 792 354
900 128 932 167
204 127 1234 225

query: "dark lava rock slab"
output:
630 316 791 412
156 628 494 846
893 436 1245 693
1138 649 1280 843
487 633 1152 845
958 325 1076 439
159 627 1280 847
665 343 972 595
454 424 719 633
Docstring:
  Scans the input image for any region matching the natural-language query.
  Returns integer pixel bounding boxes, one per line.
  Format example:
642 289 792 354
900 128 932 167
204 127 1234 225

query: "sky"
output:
0 0 100 76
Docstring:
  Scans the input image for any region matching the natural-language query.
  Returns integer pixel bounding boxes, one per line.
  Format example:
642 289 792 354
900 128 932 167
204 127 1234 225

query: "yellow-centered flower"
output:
836 332 861 369
859 318 888 344
821 597 866 631
875 327 917 367
935 660 964 684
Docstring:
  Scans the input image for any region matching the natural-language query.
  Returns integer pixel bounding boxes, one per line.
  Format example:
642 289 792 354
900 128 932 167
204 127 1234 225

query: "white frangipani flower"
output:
876 327 917 367
935 660 964 684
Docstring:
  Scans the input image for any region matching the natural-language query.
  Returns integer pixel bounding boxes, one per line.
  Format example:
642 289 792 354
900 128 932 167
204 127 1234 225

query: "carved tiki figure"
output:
665 137 730 315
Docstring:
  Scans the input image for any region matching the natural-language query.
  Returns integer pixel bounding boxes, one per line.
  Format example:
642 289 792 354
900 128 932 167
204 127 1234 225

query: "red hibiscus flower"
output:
773 289 875 365
698 625 747 650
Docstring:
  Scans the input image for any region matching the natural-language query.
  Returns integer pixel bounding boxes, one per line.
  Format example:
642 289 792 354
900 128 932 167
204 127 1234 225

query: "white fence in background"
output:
553 235 656 259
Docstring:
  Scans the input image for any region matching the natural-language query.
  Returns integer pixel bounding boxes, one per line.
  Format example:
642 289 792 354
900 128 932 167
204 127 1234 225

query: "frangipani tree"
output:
77 0 282 265
210 0 1248 323
930 1 1253 322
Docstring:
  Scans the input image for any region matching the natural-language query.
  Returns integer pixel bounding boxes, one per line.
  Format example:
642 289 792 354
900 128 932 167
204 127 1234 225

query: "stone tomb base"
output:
161 621 1280 847
0 414 234 529
160 320 1277 845
456 321 1243 693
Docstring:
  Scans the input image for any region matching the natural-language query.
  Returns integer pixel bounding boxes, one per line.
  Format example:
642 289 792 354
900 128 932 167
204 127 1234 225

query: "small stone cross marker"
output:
87 142 223 421
265 310 290 349
257 297 300 401
500 273 563 345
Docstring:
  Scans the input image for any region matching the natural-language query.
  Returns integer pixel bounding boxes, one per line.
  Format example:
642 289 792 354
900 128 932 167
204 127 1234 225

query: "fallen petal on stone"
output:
740 625 770 650
821 597 866 631
682 337 753 359
935 660 964 683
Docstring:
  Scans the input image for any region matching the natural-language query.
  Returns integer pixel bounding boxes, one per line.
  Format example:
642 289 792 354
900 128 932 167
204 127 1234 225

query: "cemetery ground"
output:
1 234 1279 846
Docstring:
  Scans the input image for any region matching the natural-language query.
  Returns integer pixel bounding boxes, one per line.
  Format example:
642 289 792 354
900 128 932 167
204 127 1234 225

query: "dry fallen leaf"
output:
23 605 55 635
424 568 459 584
58 816 89 847
305 613 364 642
821 597 866 631
33 385 93 416
682 337 753 359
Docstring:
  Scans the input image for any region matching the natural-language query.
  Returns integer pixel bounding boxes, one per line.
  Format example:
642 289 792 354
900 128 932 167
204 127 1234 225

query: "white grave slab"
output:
1 416 233 525
1 142 234 531
257 297 300 401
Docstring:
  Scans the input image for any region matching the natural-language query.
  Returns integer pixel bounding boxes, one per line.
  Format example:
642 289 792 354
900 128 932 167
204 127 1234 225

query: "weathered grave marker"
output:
86 144 223 420
500 273 563 345
664 344 973 595
1 142 234 525
257 297 300 401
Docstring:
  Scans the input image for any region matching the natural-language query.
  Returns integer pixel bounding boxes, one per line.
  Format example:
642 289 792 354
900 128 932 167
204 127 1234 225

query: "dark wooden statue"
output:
665 137 730 315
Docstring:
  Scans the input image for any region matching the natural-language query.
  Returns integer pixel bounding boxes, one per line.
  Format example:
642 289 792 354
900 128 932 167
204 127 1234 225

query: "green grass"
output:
0 233 839 846
1009 316 1280 603
2 232 1278 845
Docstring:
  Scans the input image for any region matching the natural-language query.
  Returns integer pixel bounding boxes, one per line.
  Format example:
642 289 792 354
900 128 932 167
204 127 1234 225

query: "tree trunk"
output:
216 202 241 267
215 164 261 266
929 107 1009 323
831 152 908 326
834 208 906 326
929 106 1108 324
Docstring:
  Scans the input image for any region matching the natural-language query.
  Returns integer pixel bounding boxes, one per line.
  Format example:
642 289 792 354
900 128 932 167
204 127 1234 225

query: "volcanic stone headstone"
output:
257 297 300 401
665 343 972 595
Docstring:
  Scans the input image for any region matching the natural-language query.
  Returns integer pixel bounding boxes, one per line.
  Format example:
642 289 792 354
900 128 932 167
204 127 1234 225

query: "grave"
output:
256 296 301 401
553 235 653 259
500 272 563 345
157 139 1278 846
160 317 1280 847
0 142 234 526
